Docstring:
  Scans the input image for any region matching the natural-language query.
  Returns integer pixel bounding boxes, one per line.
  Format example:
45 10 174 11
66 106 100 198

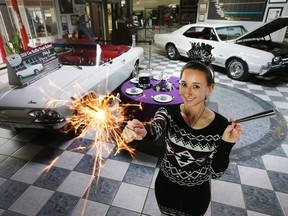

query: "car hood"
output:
0 65 96 109
236 16 288 41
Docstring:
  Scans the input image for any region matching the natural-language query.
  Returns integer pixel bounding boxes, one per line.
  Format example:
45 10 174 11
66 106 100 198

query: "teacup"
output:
131 87 137 93
160 95 167 101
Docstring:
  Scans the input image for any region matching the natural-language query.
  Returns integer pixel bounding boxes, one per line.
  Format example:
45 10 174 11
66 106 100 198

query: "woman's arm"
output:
122 107 168 143
210 120 242 178
210 139 235 177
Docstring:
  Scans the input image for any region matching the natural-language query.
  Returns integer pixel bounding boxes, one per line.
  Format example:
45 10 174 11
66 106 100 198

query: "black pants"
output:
155 170 210 216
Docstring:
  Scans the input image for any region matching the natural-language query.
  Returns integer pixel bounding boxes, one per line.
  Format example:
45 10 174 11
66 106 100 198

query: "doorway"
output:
89 2 109 41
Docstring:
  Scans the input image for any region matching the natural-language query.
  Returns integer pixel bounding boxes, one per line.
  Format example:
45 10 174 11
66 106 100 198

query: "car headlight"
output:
28 110 65 123
272 56 282 65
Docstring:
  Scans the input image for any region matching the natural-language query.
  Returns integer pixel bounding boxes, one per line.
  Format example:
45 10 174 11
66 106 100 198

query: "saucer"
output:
153 94 173 103
130 77 139 84
153 75 161 80
125 87 143 95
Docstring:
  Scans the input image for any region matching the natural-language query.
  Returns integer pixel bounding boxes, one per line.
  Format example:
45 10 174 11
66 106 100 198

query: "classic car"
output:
16 63 44 79
0 40 144 133
154 16 288 80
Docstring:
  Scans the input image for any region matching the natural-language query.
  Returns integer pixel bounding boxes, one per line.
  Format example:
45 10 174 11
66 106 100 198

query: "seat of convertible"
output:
53 39 130 65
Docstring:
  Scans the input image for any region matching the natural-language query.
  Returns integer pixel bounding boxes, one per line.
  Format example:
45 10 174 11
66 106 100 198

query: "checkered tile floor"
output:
0 44 287 216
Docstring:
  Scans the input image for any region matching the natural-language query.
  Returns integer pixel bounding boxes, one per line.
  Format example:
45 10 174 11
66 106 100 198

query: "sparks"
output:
67 93 140 216
42 84 143 216
66 93 137 171
43 156 59 173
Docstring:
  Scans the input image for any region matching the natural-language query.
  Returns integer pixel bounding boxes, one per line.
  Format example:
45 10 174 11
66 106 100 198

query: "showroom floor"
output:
0 43 288 216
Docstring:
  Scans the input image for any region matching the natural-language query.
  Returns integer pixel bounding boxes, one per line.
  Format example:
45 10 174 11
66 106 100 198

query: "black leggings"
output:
155 170 210 216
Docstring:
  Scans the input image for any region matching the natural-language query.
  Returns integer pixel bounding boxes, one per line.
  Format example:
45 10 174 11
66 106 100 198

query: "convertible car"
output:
154 16 288 80
0 40 144 133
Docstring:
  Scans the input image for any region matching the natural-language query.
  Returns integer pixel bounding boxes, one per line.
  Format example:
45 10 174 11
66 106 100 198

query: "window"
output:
183 27 214 40
26 7 58 39
216 26 247 41
7 0 58 45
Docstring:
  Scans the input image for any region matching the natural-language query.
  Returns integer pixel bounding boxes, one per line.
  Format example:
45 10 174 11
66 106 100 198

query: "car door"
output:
98 49 132 93
176 27 217 58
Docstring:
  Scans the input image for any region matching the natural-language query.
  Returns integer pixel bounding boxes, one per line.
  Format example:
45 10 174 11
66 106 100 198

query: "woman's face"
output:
180 69 214 107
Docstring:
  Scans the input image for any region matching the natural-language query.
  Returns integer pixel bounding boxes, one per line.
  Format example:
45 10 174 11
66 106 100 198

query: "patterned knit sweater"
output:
144 106 235 187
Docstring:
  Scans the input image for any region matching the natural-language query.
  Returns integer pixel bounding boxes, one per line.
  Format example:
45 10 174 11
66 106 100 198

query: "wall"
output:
132 0 287 42
198 1 288 42
133 0 179 11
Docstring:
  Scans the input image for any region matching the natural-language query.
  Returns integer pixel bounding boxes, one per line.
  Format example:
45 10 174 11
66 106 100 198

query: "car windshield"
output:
215 26 247 41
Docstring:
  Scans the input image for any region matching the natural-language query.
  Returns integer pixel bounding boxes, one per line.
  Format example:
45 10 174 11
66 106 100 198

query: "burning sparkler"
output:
67 93 145 216
66 93 141 172
41 79 143 175
40 78 145 215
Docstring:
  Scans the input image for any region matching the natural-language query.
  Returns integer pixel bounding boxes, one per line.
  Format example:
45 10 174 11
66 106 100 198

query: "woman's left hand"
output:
221 119 243 143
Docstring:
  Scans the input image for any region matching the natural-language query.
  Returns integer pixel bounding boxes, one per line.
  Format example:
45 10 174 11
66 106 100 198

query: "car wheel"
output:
166 44 180 60
131 61 139 78
34 69 40 75
226 58 250 81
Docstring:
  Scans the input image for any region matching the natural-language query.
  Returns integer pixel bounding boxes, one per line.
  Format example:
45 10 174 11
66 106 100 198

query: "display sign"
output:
208 0 267 21
6 43 60 86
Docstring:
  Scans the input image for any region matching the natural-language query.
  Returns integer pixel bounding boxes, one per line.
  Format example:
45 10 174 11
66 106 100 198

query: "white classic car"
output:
16 63 44 79
154 16 288 80
0 41 144 133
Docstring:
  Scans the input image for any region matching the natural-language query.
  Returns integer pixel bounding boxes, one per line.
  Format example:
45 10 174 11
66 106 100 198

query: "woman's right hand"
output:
122 119 147 142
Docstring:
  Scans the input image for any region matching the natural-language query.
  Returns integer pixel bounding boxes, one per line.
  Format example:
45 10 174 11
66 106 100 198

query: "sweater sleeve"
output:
141 107 168 142
210 139 235 179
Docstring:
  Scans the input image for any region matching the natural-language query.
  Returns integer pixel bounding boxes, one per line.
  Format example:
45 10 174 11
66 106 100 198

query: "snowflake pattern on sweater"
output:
145 106 234 187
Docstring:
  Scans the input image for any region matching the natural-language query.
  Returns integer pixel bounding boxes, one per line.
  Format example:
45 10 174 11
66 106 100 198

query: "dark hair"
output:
180 61 215 86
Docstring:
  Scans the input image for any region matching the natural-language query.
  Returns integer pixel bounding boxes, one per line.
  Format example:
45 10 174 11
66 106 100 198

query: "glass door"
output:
26 6 58 45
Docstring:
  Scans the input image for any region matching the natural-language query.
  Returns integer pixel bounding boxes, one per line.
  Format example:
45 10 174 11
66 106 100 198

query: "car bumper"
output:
262 66 288 77
259 59 288 76
0 120 67 131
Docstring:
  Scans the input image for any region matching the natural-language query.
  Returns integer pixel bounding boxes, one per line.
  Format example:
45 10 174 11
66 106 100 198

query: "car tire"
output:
166 44 180 60
226 58 250 81
34 69 40 75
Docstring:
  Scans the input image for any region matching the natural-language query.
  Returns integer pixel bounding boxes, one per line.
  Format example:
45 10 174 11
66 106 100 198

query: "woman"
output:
122 60 242 216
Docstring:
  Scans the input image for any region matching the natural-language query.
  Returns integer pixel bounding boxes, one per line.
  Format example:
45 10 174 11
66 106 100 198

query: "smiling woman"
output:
122 43 243 216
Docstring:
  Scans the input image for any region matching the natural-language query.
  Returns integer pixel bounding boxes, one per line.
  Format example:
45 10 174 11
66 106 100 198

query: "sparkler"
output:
67 93 137 161
40 77 146 215
39 82 142 212
65 93 142 215
41 79 143 174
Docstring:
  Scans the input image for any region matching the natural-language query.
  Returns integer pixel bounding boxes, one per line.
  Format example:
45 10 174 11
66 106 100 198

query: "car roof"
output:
236 16 288 41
